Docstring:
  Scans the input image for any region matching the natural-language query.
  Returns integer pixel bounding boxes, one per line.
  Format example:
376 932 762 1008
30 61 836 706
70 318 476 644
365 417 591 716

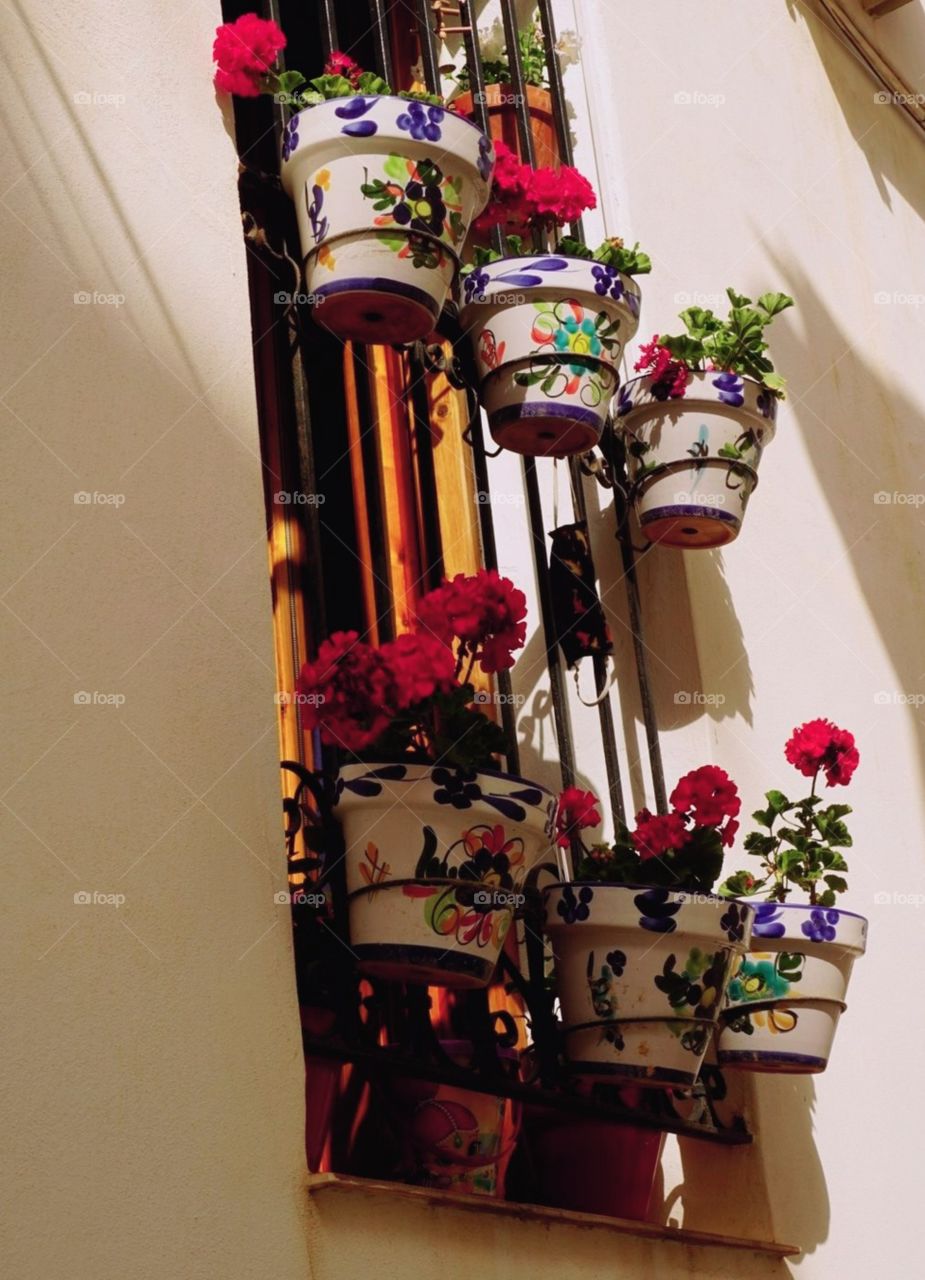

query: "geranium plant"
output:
450 12 580 93
468 139 596 237
720 719 859 906
296 571 527 772
213 17 441 106
633 287 794 399
570 766 741 894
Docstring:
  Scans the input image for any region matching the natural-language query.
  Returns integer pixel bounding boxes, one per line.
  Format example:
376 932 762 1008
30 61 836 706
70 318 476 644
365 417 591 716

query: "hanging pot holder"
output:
548 521 616 705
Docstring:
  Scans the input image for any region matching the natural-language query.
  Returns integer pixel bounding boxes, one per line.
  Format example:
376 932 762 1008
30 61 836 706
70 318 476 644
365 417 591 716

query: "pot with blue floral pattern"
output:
617 371 778 548
280 98 493 344
459 257 641 457
336 763 554 988
543 883 754 1086
716 902 867 1073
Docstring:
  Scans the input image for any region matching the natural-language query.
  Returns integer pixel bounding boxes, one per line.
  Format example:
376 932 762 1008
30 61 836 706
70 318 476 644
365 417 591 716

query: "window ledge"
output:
305 1173 799 1268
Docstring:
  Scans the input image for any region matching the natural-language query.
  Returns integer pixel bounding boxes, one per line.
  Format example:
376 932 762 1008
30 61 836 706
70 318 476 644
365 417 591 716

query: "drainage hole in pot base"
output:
639 509 741 549
312 289 439 345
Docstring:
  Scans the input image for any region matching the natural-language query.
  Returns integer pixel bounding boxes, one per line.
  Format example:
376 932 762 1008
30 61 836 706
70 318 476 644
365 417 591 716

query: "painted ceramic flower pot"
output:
543 883 753 1086
336 763 554 988
280 98 493 344
460 257 641 458
525 1104 664 1219
387 1041 521 1196
717 902 867 1073
617 371 778 548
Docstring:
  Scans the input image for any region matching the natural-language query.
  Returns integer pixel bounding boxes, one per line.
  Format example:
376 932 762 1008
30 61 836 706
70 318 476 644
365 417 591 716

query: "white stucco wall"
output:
0 3 310 1277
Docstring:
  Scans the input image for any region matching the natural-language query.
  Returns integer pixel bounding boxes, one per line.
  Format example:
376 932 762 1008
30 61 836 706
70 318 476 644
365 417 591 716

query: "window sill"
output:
305 1172 799 1270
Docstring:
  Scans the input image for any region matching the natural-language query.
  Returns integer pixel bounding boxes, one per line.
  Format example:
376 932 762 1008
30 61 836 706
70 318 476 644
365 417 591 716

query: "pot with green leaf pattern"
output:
460 256 641 457
280 97 494 344
616 371 777 548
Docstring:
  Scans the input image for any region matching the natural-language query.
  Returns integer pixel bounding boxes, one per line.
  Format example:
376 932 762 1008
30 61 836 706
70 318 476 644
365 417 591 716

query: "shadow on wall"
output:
788 0 925 212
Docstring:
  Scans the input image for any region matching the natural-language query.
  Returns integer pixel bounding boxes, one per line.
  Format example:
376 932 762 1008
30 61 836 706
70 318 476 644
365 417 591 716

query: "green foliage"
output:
720 789 853 904
558 236 652 275
453 21 550 92
576 822 725 894
659 287 794 397
279 69 434 111
362 684 507 773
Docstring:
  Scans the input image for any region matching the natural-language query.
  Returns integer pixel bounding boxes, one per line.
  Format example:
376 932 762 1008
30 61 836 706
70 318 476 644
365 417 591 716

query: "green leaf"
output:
824 874 848 893
718 442 744 460
757 291 794 317
726 287 752 308
762 371 787 396
277 70 306 96
766 790 791 814
358 71 391 95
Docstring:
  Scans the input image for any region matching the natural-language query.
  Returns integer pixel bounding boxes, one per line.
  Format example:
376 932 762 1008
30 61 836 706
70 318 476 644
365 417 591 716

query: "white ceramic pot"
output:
543 884 753 1087
280 98 493 344
336 763 554 988
717 902 867 1073
460 257 641 457
617 371 778 548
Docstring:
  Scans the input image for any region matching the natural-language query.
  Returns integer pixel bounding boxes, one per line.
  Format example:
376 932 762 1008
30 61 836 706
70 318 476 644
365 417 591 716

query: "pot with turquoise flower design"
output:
459 257 641 457
716 902 867 1073
543 884 753 1086
617 371 777 548
280 98 493 344
335 763 554 988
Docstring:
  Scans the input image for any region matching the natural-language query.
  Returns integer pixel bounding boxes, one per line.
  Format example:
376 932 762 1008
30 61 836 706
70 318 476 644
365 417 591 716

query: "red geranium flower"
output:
324 50 362 86
415 570 527 674
555 787 602 848
296 630 394 752
634 334 688 397
213 13 286 97
382 631 456 706
670 765 741 828
632 809 689 860
524 164 596 226
785 719 859 787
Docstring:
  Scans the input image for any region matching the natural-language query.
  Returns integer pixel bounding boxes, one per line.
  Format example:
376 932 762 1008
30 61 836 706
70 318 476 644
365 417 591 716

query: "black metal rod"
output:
317 0 339 57
457 0 505 257
367 0 394 83
534 0 583 241
603 426 668 812
413 0 442 95
406 348 446 589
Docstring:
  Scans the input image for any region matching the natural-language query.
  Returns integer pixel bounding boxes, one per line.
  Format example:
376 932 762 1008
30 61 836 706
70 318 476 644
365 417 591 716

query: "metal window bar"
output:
227 0 747 1165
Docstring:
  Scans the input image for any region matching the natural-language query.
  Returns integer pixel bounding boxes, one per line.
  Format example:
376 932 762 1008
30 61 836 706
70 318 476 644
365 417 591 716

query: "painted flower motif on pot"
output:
751 902 787 939
587 949 626 1050
477 328 506 370
306 169 330 244
801 907 840 943
362 154 465 249
432 768 483 810
654 947 731 1055
719 902 748 944
556 883 594 924
413 822 526 892
712 371 745 407
334 94 380 136
463 266 490 306
403 881 513 951
633 886 682 934
282 116 299 161
513 301 621 407
591 263 625 302
727 951 804 1004
396 100 445 142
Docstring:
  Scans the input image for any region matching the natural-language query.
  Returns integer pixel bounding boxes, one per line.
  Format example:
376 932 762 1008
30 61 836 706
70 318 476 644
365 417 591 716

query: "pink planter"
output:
526 1099 664 1220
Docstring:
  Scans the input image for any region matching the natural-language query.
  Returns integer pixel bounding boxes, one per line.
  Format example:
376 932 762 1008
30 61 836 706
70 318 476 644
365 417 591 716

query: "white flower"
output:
478 17 507 63
555 28 581 67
